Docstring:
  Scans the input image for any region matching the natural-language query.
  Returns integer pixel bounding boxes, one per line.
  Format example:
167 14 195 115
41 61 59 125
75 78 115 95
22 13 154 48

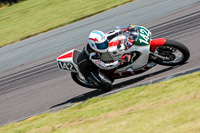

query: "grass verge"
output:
0 71 200 133
0 0 134 47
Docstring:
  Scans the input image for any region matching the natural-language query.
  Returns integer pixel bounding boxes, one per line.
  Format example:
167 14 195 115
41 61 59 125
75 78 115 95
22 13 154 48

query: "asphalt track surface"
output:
0 0 200 125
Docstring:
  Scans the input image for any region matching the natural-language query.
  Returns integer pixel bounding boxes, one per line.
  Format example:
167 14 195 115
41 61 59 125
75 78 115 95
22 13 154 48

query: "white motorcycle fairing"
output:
57 40 156 79
57 49 80 73
56 25 190 90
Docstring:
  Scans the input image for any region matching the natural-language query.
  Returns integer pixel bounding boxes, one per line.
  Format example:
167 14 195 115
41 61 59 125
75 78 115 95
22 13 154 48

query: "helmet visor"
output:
95 40 109 50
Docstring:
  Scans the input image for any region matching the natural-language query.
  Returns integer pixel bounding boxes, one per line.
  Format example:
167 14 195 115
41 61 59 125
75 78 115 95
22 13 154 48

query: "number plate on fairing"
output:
58 61 77 72
135 26 151 46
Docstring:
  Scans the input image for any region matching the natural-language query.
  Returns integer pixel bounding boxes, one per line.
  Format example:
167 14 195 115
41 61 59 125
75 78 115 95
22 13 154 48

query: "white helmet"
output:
88 30 109 53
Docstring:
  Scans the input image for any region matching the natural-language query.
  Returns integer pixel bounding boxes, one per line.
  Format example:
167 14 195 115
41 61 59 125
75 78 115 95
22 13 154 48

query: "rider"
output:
77 26 136 91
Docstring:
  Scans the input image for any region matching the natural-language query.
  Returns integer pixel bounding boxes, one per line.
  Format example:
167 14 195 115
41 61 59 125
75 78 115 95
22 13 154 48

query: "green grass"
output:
1 71 200 133
0 0 133 47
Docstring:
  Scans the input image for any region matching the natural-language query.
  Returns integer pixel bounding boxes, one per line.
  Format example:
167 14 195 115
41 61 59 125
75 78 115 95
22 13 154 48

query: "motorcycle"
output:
56 25 190 91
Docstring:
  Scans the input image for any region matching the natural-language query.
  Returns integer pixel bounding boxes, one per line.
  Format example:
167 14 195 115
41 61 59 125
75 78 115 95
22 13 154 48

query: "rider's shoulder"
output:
84 43 95 54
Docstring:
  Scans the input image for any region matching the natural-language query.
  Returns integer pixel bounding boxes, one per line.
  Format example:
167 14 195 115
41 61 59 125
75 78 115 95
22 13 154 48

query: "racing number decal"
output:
58 62 76 71
139 29 150 45
136 26 151 46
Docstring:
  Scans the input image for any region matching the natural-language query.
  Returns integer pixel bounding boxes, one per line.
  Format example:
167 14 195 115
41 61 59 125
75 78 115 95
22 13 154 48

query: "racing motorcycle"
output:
56 25 190 91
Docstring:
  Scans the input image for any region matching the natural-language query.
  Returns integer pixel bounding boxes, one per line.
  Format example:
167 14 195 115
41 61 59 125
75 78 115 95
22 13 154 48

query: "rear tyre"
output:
71 72 97 89
71 72 113 92
101 87 112 92
151 40 190 66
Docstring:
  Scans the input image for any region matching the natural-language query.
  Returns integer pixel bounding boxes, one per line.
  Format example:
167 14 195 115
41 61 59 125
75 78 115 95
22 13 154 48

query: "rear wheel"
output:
151 40 190 66
71 72 114 92
71 72 97 89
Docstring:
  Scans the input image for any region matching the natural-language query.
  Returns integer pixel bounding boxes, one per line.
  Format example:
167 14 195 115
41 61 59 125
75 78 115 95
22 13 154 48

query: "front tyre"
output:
151 40 190 66
71 72 97 89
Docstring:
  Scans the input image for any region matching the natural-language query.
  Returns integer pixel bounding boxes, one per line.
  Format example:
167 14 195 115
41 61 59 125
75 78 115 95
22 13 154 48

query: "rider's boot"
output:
87 70 112 92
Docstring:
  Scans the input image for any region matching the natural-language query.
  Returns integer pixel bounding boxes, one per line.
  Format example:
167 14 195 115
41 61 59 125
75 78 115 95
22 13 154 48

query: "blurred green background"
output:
0 0 133 47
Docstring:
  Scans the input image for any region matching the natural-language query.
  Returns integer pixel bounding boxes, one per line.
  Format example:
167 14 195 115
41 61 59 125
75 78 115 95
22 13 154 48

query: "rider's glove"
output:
118 59 124 65
118 55 131 65
124 41 133 50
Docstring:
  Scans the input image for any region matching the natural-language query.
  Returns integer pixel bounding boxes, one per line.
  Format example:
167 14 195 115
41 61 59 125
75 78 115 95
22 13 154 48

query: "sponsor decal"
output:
58 61 77 71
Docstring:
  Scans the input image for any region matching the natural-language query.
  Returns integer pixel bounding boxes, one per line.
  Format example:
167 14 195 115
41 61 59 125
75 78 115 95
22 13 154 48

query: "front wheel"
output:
151 40 190 66
71 72 97 89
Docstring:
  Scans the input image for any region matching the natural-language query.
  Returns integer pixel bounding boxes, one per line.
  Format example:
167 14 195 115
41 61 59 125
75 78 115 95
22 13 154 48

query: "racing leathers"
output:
77 30 130 91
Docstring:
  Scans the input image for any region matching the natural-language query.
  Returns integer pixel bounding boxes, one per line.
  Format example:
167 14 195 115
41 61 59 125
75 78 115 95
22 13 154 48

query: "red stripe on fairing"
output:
150 38 166 52
58 52 73 59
